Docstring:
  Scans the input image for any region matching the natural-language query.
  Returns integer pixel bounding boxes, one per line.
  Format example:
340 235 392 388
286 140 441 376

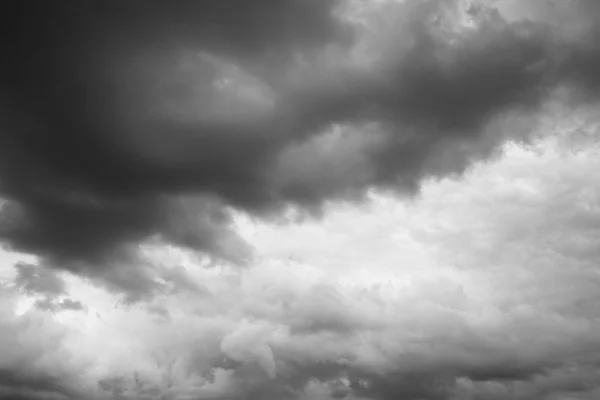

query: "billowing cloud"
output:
2 0 600 280
2 1 600 399
1 109 600 398
0 0 349 281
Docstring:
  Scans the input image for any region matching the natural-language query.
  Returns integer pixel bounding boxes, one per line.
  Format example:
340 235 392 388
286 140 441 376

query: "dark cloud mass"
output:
1 0 600 279
0 0 350 274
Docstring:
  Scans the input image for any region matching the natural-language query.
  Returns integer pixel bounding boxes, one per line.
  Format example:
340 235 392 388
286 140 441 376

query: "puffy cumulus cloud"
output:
0 0 349 285
1 106 600 400
2 0 600 289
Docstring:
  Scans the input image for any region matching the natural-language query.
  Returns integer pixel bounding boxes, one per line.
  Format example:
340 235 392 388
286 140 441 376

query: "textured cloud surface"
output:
2 0 600 276
2 0 600 399
3 112 600 399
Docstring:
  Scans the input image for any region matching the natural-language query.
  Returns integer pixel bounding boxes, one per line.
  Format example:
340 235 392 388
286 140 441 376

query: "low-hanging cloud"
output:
4 122 600 399
2 1 600 286
4 5 600 399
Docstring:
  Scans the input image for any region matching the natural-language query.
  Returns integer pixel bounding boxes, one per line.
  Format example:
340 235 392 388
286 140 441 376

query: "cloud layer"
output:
2 102 600 399
2 1 600 399
2 0 600 281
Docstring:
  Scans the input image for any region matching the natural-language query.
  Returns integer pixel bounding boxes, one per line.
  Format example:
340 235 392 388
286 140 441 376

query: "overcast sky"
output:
2 0 600 399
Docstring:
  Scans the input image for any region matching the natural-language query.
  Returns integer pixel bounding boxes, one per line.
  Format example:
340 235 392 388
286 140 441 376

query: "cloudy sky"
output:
2 0 600 399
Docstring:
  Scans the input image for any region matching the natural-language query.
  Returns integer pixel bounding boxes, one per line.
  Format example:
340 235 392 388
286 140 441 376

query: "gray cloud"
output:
13 262 66 298
0 0 594 284
34 298 85 313
12 262 85 313
1 0 600 287
0 0 348 286
2 3 600 398
0 288 90 400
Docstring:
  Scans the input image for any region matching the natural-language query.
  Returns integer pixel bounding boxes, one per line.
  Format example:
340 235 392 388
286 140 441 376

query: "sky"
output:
1 0 600 399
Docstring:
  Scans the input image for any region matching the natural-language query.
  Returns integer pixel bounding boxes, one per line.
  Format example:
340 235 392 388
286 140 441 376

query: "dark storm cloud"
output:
1 0 600 284
0 0 348 280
